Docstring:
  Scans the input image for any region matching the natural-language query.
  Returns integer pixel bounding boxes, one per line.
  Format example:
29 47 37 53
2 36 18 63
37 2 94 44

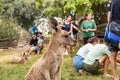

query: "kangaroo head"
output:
19 53 28 63
23 53 28 61
48 17 76 46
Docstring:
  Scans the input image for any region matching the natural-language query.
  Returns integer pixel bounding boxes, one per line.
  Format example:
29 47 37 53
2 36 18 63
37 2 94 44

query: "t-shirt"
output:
30 39 38 46
76 43 93 58
110 0 120 24
32 25 38 36
83 44 110 65
62 22 71 32
38 39 43 44
81 20 97 38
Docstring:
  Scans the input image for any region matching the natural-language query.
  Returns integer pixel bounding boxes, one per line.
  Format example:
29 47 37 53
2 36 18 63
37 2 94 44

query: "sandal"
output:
103 74 113 78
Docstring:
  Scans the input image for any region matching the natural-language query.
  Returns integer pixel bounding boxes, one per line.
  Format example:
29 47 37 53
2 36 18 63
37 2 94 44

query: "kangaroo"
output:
25 17 76 80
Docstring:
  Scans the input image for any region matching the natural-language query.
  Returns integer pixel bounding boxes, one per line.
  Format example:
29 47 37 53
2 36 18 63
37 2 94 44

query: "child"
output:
36 35 44 54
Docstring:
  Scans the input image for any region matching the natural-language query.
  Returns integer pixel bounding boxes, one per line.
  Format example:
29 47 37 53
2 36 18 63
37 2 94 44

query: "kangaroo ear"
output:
23 53 25 56
48 17 58 33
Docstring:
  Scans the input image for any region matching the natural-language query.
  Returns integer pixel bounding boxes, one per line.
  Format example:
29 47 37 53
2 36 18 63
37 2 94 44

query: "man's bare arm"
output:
107 11 111 23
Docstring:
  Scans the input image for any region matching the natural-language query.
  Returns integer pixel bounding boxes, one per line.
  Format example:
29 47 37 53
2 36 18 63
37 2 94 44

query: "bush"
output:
0 17 20 41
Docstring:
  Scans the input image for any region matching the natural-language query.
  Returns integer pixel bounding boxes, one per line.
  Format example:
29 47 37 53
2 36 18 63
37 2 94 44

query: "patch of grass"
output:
0 46 119 80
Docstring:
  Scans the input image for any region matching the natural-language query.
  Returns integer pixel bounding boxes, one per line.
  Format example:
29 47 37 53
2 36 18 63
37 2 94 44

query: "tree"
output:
0 17 20 41
2 0 39 29
0 0 3 15
36 0 109 22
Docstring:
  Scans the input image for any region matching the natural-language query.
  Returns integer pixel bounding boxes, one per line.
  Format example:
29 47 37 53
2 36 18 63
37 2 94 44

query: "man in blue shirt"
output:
32 22 40 37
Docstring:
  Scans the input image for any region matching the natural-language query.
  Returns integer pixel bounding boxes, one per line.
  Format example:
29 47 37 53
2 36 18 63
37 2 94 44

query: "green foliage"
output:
0 0 110 30
36 0 109 17
36 0 43 9
41 0 65 17
0 17 20 41
64 0 92 15
2 0 39 29
0 0 3 15
90 0 108 4
92 1 109 25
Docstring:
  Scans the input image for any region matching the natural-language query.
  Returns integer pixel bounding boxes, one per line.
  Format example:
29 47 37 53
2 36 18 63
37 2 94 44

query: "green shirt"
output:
81 20 97 38
83 44 110 65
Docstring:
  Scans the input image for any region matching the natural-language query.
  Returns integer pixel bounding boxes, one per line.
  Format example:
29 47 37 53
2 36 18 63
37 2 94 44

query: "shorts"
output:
109 45 120 52
73 55 84 71
32 46 40 51
83 60 99 74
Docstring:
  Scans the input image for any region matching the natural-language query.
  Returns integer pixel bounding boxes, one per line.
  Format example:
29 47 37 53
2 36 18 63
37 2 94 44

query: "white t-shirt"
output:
76 43 93 58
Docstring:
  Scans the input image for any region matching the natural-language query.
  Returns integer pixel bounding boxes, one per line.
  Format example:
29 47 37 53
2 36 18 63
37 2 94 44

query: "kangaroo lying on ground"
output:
9 53 28 64
25 17 76 80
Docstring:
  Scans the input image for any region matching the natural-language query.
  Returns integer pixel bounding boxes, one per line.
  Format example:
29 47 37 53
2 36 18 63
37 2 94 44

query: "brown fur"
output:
25 18 76 80
9 53 28 64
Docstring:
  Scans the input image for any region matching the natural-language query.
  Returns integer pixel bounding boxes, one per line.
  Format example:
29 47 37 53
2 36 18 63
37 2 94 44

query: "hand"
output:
88 29 92 31
85 29 89 32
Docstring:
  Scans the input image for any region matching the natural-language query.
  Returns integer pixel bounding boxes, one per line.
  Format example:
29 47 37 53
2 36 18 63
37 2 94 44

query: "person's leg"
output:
37 46 42 54
28 47 34 55
71 45 75 52
66 45 71 56
99 55 107 65
73 55 84 71
98 55 112 77
109 51 119 80
103 56 113 77
116 52 120 63
28 46 37 55
27 45 32 52
37 50 40 54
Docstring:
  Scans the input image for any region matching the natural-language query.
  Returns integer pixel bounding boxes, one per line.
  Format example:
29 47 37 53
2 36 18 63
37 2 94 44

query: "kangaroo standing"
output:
25 18 76 80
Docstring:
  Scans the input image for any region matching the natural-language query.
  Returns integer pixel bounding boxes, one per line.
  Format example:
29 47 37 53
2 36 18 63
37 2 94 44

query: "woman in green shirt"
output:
81 13 97 44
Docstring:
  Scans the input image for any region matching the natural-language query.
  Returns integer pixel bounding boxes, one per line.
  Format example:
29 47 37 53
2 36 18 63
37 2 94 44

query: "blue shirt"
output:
32 26 38 36
62 23 71 32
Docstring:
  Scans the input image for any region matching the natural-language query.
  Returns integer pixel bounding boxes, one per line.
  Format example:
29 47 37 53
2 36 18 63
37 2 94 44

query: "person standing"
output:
81 13 97 44
107 0 120 80
62 14 80 56
71 17 79 39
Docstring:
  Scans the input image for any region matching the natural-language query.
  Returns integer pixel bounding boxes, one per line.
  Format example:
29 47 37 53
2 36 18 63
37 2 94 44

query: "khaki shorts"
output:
83 60 99 74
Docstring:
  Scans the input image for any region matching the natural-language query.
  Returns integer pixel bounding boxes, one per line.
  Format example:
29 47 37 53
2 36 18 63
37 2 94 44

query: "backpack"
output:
104 22 120 47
